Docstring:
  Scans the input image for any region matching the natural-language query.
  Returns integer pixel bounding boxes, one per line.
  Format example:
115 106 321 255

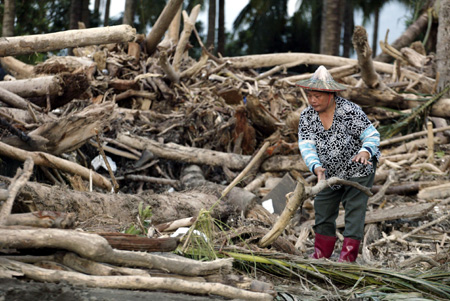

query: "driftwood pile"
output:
0 2 450 299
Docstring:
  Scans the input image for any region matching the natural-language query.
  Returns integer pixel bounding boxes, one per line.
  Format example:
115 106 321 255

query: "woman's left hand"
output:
352 151 372 165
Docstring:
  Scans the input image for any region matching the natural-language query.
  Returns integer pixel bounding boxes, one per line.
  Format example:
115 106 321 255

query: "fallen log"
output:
0 25 136 56
0 258 272 300
5 211 76 228
0 228 233 277
418 183 450 200
224 52 435 91
3 177 241 227
117 133 252 170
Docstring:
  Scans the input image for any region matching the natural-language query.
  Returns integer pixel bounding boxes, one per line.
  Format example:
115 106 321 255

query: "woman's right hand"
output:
314 166 326 181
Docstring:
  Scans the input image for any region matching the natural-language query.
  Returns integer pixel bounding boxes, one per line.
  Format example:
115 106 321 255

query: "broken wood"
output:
145 0 184 55
4 211 76 228
98 233 180 252
0 142 112 191
0 25 136 56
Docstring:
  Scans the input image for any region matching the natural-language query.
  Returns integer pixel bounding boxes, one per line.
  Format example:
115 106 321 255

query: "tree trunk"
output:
69 0 82 30
375 11 429 63
320 0 343 56
436 0 450 97
81 0 91 27
2 0 15 37
104 0 111 26
372 6 379 57
342 0 354 58
0 25 136 57
145 0 184 55
123 0 135 26
217 0 225 55
206 0 217 49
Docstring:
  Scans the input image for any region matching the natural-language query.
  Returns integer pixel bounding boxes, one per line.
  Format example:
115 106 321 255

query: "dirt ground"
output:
0 278 228 301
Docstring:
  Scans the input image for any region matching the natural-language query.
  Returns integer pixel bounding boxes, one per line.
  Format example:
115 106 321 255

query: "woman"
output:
296 65 380 262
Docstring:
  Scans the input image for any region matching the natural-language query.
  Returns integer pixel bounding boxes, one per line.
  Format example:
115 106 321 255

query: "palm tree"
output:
123 0 136 26
232 0 289 55
217 0 225 55
2 0 15 37
206 0 216 48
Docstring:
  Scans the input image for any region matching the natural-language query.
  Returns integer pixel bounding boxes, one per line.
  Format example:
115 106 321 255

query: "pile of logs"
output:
0 1 450 299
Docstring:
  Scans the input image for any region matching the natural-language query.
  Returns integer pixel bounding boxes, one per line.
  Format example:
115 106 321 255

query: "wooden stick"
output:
95 132 119 193
221 142 269 199
0 158 33 225
426 121 434 163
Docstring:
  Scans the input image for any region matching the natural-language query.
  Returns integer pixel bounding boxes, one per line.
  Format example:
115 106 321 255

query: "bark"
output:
206 0 217 49
145 0 184 55
123 0 135 26
260 155 308 173
375 11 429 63
0 87 41 111
0 258 271 300
352 26 384 89
0 25 136 57
2 0 15 37
436 0 450 97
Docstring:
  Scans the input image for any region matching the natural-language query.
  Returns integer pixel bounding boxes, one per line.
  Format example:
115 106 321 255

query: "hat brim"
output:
295 79 347 92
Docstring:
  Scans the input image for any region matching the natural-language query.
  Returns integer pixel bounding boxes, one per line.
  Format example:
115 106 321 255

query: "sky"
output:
106 0 410 56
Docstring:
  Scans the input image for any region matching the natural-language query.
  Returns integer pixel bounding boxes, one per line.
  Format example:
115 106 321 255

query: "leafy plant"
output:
124 201 153 236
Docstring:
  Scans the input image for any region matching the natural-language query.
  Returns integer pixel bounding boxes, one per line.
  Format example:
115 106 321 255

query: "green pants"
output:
313 163 376 241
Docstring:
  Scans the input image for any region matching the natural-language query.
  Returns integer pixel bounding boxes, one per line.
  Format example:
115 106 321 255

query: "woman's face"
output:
306 91 333 113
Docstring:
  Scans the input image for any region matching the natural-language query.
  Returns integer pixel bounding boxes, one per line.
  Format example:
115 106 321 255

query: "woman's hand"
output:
352 151 372 165
314 166 326 181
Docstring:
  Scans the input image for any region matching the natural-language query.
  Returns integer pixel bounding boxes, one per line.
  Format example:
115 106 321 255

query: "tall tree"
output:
437 0 450 97
2 0 15 37
217 0 225 54
81 0 90 27
123 0 135 26
342 0 354 57
320 0 344 55
206 0 216 48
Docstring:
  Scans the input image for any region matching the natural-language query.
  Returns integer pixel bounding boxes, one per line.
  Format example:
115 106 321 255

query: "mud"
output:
0 278 225 301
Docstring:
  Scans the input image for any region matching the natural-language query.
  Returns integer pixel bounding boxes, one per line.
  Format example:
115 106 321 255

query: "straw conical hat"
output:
295 65 347 92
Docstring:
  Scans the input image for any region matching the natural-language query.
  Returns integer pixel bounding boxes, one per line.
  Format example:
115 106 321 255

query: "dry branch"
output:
0 141 112 191
0 25 136 56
